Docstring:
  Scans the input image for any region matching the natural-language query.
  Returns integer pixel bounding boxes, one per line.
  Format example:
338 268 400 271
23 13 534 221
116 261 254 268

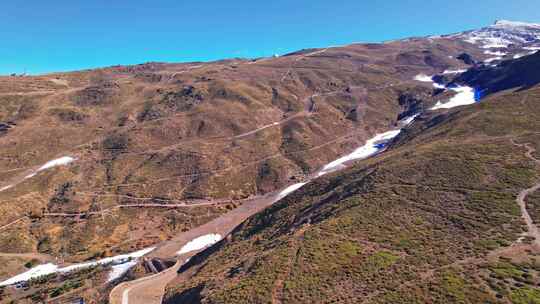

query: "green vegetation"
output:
510 287 540 304
164 81 540 303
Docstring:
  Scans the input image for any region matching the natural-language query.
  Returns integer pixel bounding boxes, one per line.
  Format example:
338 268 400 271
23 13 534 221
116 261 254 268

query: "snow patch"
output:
24 156 76 179
0 247 154 286
492 20 540 29
484 50 506 56
317 130 402 177
483 49 507 63
484 56 503 63
37 156 76 172
414 74 433 82
442 69 467 75
459 20 540 50
431 86 476 110
414 74 445 89
400 114 420 125
107 260 138 282
277 182 307 199
0 185 13 192
0 263 59 287
481 40 511 49
177 234 222 255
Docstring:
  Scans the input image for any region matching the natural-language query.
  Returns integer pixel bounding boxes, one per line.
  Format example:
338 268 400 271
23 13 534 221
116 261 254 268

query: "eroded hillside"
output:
0 37 483 262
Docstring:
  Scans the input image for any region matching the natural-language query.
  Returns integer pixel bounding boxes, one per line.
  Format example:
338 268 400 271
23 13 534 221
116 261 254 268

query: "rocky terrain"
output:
1 20 540 303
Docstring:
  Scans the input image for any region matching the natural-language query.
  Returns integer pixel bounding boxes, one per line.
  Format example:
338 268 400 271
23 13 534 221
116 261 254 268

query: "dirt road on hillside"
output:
109 193 277 304
512 140 540 249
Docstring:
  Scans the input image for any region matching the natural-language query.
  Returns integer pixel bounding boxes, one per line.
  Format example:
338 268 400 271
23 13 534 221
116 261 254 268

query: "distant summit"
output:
454 19 540 49
492 19 540 28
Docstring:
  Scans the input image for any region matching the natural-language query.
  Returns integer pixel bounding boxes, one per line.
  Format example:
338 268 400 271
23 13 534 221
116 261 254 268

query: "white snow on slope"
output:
0 263 59 286
0 247 154 286
414 74 445 89
484 50 506 56
414 74 433 82
431 86 476 110
443 69 467 75
277 182 308 199
0 185 13 192
318 130 402 177
108 260 138 282
24 156 76 179
36 156 76 172
514 49 540 59
483 50 507 63
468 20 540 52
413 73 477 111
460 20 540 50
492 20 540 29
278 114 418 196
400 114 420 125
177 234 222 255
485 56 503 63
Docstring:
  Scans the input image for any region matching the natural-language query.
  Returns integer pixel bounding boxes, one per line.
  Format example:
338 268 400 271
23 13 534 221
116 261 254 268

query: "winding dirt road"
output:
512 139 540 249
109 193 277 304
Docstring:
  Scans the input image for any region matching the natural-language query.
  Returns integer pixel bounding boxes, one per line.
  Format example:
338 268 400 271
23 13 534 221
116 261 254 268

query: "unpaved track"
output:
110 261 182 304
512 139 540 249
0 252 54 262
109 193 276 304
0 217 28 232
517 184 540 249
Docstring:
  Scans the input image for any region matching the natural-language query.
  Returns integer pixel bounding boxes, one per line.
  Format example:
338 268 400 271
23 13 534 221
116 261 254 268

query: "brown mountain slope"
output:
162 81 540 303
0 38 483 263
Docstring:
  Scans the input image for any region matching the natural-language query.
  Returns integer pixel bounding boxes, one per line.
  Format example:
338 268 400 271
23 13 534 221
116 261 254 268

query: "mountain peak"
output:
492 20 540 28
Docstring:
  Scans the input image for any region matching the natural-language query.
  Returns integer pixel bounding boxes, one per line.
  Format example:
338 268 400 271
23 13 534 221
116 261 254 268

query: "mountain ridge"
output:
0 20 540 303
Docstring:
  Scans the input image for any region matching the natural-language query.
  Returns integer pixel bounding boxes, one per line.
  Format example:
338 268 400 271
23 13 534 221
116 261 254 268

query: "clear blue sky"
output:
1 0 539 75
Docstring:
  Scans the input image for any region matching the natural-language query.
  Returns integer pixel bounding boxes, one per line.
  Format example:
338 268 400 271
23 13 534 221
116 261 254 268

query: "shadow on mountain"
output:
163 284 204 304
456 51 540 96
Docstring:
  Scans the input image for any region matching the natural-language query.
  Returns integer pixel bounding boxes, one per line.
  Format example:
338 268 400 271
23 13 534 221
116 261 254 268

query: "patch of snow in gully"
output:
36 156 76 171
484 50 506 56
400 114 420 125
317 130 402 177
414 74 434 82
442 69 467 75
412 74 478 110
107 260 139 282
0 185 13 192
485 56 503 63
177 234 222 255
492 20 540 29
431 86 476 110
414 74 445 89
277 182 308 199
0 247 155 286
24 156 76 179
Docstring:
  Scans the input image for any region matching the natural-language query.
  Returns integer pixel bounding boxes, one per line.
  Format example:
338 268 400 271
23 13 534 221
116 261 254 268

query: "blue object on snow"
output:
374 143 386 149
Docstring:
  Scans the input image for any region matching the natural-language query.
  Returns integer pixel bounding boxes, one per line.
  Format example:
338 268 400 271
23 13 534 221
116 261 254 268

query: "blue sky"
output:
1 0 539 75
